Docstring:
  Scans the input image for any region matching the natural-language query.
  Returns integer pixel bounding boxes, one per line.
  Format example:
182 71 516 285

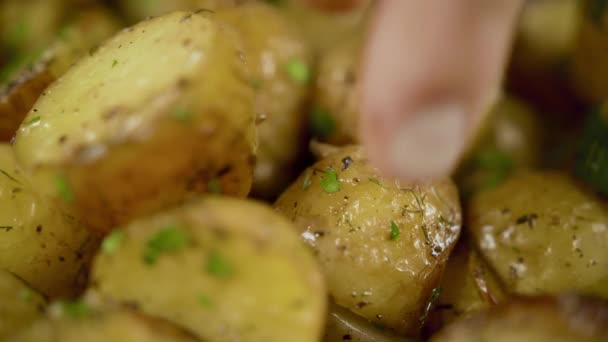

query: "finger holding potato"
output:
275 145 462 336
13 11 256 233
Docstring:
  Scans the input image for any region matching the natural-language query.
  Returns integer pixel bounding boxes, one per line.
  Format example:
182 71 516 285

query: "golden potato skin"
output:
90 197 326 342
0 270 47 340
313 35 362 145
0 144 98 298
217 3 312 199
13 11 256 233
468 171 608 298
10 306 199 342
0 6 121 142
431 294 608 342
275 146 462 336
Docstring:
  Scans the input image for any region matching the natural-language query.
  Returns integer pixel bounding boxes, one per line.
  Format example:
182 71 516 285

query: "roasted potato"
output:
116 0 253 23
275 145 462 336
10 302 199 342
0 270 47 340
13 11 256 233
468 171 608 299
90 197 326 342
0 144 98 298
312 35 362 145
217 3 312 199
431 294 608 342
0 6 121 142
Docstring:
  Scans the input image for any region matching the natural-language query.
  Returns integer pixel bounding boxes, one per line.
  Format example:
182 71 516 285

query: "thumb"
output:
359 0 524 180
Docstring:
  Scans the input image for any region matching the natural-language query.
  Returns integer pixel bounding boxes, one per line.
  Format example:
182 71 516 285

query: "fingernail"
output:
388 103 467 180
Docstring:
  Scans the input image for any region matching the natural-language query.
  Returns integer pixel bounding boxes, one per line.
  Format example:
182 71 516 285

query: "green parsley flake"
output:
390 221 400 241
59 300 92 319
199 293 212 308
310 106 336 138
19 288 32 302
207 178 223 194
27 116 41 125
302 172 312 190
144 225 189 265
55 175 74 203
173 108 192 122
475 149 513 171
369 177 386 188
207 250 233 278
320 168 340 193
101 229 124 254
112 60 118 68
284 59 310 84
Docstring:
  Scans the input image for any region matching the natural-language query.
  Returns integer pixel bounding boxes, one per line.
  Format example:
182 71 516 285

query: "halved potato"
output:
90 197 326 342
275 145 462 336
13 11 256 233
468 171 608 298
0 144 98 298
0 270 47 340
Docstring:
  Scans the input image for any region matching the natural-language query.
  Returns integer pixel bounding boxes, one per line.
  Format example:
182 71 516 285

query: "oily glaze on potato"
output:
431 294 608 342
0 270 47 340
10 304 199 342
13 11 256 233
312 35 362 145
90 197 326 342
275 146 462 336
217 3 312 199
0 144 98 298
468 171 608 299
0 6 121 142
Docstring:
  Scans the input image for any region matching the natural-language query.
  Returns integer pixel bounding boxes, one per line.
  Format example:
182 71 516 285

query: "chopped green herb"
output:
320 168 340 193
173 107 192 122
55 175 74 203
310 106 336 138
284 59 310 84
112 60 118 68
101 229 124 254
207 250 233 278
0 169 20 183
198 293 212 308
58 300 91 319
575 107 608 193
390 221 400 241
19 288 33 302
27 116 41 125
590 0 608 27
207 178 223 194
144 225 189 265
474 149 513 171
7 20 29 49
302 172 312 190
419 287 441 324
369 177 385 188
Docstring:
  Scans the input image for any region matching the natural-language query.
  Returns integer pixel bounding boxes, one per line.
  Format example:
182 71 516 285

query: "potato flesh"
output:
91 197 326 342
13 11 256 232
0 270 46 340
275 146 462 336
468 171 608 298
0 144 97 298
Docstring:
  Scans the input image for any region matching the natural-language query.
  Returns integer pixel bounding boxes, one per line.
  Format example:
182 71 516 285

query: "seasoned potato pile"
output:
90 197 326 342
275 146 462 336
0 270 47 340
13 11 256 232
0 144 98 298
217 3 312 199
468 171 608 298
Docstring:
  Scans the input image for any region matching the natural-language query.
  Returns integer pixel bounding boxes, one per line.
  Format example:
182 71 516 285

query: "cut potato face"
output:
431 294 608 342
468 171 608 299
217 3 312 199
275 146 462 336
90 197 326 342
0 144 98 298
13 11 256 233
0 270 47 341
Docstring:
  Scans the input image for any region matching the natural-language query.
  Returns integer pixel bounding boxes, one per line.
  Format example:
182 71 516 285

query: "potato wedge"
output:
275 145 462 336
13 11 256 233
217 3 312 199
10 302 199 342
0 6 121 142
0 270 47 340
0 144 98 298
431 294 608 342
468 171 608 298
90 197 326 342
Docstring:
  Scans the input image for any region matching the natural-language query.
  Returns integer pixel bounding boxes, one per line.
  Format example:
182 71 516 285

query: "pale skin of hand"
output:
309 0 526 180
